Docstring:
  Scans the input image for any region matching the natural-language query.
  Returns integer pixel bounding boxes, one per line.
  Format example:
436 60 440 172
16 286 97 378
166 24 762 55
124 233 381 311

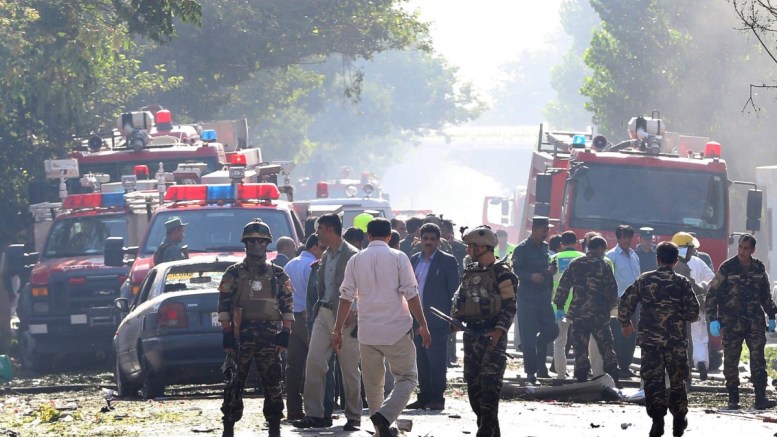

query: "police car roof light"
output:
63 193 102 209
101 192 127 207
165 185 208 202
238 183 280 201
207 184 235 201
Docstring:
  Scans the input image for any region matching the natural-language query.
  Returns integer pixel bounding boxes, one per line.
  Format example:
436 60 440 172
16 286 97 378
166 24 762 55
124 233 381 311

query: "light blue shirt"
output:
414 249 438 302
283 251 317 313
606 245 641 297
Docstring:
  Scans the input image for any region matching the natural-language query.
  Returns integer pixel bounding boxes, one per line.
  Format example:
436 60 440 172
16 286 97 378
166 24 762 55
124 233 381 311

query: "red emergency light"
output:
134 165 150 180
155 109 172 124
238 183 280 200
705 141 721 158
165 185 208 202
316 182 329 198
229 153 247 166
63 193 102 209
164 183 280 202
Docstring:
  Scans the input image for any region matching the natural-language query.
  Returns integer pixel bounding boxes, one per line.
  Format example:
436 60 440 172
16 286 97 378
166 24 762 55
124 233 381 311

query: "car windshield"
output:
569 164 726 238
141 209 293 255
162 265 230 293
44 214 129 257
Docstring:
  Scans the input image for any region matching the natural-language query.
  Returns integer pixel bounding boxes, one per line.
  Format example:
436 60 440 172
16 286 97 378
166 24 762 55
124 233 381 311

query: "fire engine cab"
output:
5 159 161 372
521 116 761 269
105 164 304 300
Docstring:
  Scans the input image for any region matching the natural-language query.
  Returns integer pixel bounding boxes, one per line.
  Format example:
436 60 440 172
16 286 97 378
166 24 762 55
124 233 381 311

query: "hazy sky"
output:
408 1 564 97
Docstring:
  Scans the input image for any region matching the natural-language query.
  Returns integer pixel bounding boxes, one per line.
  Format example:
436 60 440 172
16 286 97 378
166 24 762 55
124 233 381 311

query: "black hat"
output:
639 227 654 238
532 216 550 228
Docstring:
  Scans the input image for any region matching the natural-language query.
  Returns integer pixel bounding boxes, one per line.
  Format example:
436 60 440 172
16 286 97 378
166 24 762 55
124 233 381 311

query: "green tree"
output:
544 0 600 130
0 0 200 242
131 0 430 120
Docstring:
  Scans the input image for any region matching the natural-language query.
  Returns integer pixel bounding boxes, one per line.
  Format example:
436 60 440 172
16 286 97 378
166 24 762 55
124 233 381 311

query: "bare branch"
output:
741 83 777 112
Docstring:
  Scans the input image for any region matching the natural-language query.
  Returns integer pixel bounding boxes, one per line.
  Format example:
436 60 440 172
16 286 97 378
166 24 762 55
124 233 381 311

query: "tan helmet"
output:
241 219 273 242
463 226 498 247
671 232 699 248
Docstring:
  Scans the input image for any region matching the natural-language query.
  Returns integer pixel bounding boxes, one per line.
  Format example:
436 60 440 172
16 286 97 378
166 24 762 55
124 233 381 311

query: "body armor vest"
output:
153 242 173 265
233 263 281 321
453 262 503 320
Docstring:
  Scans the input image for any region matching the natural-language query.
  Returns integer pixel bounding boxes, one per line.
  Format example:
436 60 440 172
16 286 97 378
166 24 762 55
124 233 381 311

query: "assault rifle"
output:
222 307 243 423
429 306 515 359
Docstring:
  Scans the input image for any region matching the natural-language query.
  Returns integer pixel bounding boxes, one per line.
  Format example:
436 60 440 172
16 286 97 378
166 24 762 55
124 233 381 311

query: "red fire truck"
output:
6 175 159 373
520 120 761 268
69 109 255 194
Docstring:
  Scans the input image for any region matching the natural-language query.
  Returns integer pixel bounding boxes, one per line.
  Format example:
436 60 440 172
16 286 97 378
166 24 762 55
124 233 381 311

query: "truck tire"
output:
19 330 53 375
141 357 165 399
114 354 139 398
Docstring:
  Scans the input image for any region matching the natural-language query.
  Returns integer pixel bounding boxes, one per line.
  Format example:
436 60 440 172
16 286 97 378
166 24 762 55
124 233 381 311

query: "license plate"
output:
71 314 87 324
211 312 220 327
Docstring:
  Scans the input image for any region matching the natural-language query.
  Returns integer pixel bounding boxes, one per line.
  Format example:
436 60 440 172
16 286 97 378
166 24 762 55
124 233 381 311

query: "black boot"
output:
649 416 664 437
754 387 777 410
268 418 281 437
222 420 234 437
672 415 687 437
727 388 740 410
697 362 707 381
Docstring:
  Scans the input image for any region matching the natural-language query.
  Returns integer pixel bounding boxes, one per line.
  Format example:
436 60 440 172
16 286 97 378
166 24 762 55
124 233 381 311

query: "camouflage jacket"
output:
554 253 618 322
217 256 294 323
705 255 777 328
618 266 699 347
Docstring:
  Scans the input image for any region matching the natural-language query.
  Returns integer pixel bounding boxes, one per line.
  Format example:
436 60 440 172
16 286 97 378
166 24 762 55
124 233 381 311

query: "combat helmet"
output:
463 225 498 247
241 219 273 242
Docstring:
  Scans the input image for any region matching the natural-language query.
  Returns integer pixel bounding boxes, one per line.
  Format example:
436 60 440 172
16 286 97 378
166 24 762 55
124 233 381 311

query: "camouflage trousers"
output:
221 321 285 424
463 331 507 437
570 317 619 381
641 342 689 419
722 326 768 390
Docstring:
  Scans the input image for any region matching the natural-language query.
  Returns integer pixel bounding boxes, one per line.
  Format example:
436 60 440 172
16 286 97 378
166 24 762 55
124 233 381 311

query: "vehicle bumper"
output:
141 332 224 384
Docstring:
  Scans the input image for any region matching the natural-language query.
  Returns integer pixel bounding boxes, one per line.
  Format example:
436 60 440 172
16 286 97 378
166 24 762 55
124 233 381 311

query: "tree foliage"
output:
581 0 777 182
543 0 600 130
0 0 480 244
0 0 197 241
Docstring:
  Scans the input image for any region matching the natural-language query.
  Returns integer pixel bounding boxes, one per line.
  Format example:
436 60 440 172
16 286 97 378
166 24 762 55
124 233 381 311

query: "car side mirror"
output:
746 189 762 232
114 297 129 313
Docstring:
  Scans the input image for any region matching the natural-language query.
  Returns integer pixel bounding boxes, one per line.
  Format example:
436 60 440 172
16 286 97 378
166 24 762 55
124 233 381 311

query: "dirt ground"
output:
2 361 777 437
1 384 777 437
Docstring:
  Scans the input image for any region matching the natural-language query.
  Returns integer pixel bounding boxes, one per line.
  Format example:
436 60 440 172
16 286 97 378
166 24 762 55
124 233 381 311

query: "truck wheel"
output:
141 358 165 399
114 355 139 398
19 330 52 375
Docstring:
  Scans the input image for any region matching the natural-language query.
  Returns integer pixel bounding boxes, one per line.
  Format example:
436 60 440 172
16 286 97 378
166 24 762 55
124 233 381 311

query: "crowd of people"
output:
214 213 777 437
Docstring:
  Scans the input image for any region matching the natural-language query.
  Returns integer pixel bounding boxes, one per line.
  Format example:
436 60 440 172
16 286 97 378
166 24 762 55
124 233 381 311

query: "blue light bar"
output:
202 129 217 141
206 184 235 201
101 192 126 207
572 135 586 147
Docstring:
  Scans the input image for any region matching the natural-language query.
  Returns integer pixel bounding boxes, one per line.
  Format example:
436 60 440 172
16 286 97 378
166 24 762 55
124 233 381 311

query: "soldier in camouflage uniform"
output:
553 236 620 384
217 219 295 437
618 241 699 437
705 233 777 410
452 225 517 437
